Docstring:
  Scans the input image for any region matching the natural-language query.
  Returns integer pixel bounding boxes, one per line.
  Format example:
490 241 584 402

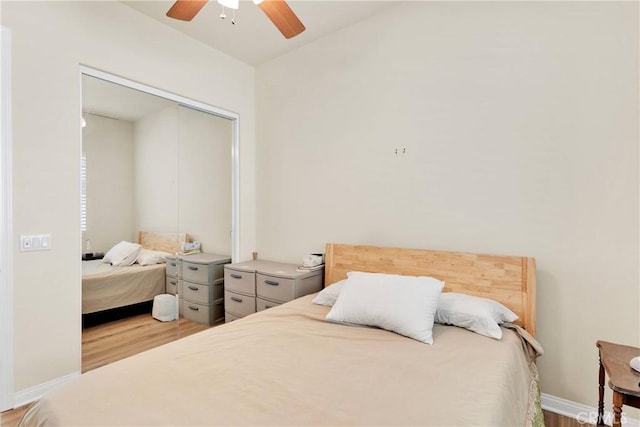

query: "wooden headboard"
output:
324 243 537 336
138 232 189 254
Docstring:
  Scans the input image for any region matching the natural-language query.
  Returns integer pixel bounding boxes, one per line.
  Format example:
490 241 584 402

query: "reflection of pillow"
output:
136 249 172 266
326 272 444 344
103 241 141 267
434 293 518 339
312 279 346 306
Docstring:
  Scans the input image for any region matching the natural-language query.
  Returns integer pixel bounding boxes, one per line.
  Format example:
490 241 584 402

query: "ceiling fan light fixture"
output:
167 0 305 39
218 0 239 10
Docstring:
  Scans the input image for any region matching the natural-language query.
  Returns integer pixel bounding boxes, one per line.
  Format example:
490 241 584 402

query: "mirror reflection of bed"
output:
81 232 211 372
82 232 193 324
81 74 233 372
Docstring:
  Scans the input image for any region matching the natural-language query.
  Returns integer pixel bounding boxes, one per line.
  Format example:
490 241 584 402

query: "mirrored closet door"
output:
80 70 237 372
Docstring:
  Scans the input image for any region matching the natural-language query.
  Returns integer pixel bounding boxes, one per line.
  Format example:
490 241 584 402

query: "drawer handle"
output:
265 305 274 309
188 266 199 271
170 262 177 267
188 286 199 291
264 280 279 286
188 305 199 311
170 280 177 285
230 273 242 279
230 296 243 303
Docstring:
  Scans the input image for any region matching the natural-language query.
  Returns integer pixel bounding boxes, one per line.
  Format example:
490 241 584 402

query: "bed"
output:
82 232 188 314
22 242 543 426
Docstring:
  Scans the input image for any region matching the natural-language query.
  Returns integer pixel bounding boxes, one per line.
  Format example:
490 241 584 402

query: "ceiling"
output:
122 0 401 66
84 1 403 121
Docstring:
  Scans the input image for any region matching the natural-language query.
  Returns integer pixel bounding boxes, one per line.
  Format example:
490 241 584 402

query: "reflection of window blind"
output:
81 154 87 231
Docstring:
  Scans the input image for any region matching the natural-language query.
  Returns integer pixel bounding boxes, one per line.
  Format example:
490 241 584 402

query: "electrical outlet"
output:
20 235 31 251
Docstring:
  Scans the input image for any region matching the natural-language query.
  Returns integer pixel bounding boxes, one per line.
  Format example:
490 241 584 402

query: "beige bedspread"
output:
82 260 166 314
23 294 538 426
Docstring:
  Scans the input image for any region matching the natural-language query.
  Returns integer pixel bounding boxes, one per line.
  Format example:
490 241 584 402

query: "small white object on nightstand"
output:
630 356 640 372
302 254 323 267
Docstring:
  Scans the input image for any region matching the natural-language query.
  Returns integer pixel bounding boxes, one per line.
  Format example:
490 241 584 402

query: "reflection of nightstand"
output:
166 253 232 325
181 253 231 325
596 340 640 427
82 252 104 261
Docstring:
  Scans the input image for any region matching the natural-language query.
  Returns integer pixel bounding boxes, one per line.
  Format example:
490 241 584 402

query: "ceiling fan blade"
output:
166 0 208 21
257 0 306 39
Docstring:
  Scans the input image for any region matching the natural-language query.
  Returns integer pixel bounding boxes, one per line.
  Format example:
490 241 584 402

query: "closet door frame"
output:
0 25 14 412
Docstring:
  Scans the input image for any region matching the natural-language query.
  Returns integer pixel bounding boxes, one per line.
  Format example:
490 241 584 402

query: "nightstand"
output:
596 340 640 427
82 252 104 261
224 260 323 322
166 253 231 325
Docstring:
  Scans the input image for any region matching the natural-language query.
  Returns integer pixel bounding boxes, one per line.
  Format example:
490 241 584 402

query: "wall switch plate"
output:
19 234 51 252
41 234 50 249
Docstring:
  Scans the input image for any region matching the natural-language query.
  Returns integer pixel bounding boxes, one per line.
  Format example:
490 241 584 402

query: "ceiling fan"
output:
166 0 306 39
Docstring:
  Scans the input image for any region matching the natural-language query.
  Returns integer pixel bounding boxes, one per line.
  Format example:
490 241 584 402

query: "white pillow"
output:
326 272 444 344
136 249 172 266
434 292 519 339
312 279 346 306
103 241 141 267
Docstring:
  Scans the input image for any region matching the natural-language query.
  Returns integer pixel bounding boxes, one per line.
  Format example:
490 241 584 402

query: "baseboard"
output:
542 393 640 426
13 371 80 408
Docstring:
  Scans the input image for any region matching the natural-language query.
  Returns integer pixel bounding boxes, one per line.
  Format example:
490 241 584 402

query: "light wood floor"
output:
543 409 584 427
82 312 211 372
1 313 212 427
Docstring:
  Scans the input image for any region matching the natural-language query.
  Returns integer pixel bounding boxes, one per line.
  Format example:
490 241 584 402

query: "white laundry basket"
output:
152 294 177 322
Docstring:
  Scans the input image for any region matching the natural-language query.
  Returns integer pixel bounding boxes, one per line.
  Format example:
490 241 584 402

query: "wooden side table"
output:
596 340 640 427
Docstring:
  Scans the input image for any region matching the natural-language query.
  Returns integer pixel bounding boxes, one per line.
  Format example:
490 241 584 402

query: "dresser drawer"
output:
256 274 296 303
166 276 178 295
183 281 224 304
183 281 209 305
182 260 225 284
182 261 210 284
224 269 256 296
184 301 223 325
256 297 281 312
166 259 179 277
224 290 255 317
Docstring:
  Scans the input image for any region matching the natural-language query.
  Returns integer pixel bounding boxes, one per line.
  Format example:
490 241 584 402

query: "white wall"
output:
2 0 255 393
178 106 232 255
134 105 180 234
83 114 136 252
134 105 232 255
256 1 639 408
